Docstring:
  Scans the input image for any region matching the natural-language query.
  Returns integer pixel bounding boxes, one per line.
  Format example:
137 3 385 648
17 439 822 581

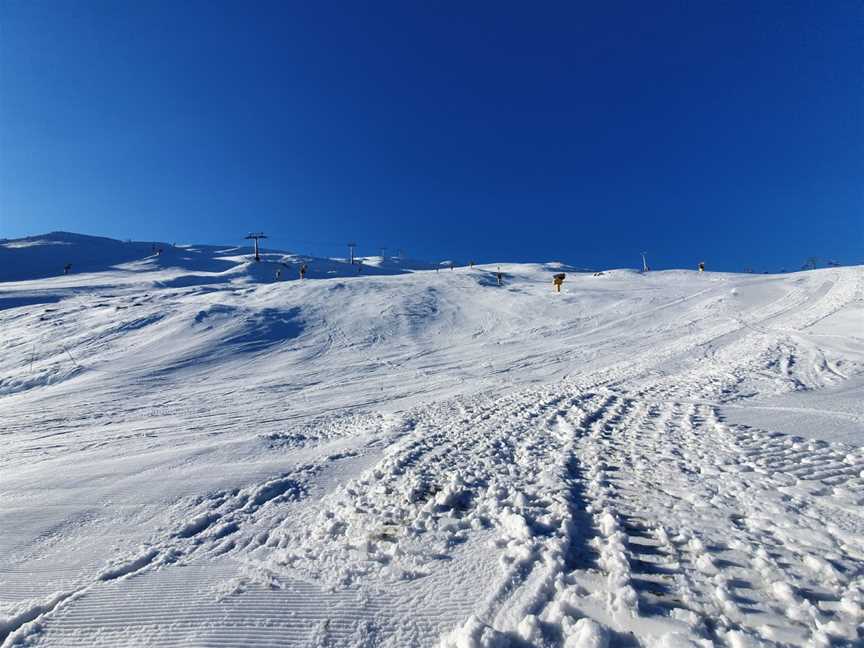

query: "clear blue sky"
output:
1 1 861 271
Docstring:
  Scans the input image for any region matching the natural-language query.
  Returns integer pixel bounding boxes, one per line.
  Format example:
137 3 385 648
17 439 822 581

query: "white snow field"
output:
1 232 862 647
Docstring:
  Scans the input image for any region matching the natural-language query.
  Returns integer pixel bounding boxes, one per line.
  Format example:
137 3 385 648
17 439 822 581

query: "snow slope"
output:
0 233 862 647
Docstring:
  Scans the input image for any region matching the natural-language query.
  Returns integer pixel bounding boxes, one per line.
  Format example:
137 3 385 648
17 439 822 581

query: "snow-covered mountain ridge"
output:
1 232 862 647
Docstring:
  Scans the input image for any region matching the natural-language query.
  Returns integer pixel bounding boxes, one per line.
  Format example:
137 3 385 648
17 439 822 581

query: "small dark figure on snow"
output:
496 270 503 286
299 263 308 280
63 263 72 275
553 273 566 292
698 261 705 273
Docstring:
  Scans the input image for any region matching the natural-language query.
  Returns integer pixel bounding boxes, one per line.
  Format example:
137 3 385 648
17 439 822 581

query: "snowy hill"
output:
1 233 862 647
0 231 436 285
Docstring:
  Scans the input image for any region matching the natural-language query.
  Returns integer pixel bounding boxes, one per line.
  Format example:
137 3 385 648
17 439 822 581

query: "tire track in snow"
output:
16 390 592 646
481 377 864 647
476 394 614 630
556 395 864 646
221 386 609 647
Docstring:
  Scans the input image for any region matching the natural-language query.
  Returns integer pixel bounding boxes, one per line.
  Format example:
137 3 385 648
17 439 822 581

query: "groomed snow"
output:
0 233 862 647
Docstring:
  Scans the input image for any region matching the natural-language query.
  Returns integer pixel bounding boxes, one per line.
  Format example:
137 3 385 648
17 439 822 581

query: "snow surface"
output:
0 233 862 647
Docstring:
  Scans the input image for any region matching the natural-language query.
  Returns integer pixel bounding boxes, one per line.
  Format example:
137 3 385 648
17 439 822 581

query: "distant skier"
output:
357 260 363 273
496 268 503 286
299 263 308 280
63 263 72 275
275 268 282 281
450 262 454 271
553 273 566 292
698 261 705 273
469 260 475 268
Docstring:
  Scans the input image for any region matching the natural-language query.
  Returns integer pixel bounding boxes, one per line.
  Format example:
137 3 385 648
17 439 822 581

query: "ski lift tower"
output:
245 232 268 262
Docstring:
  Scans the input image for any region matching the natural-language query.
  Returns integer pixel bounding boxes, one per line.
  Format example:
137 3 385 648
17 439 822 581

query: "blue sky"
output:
1 1 861 271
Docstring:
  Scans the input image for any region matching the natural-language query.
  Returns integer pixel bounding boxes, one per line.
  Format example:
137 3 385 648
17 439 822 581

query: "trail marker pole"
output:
348 242 357 265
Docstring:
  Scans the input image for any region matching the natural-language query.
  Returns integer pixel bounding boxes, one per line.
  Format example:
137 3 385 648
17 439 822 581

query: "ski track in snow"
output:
0 235 862 647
